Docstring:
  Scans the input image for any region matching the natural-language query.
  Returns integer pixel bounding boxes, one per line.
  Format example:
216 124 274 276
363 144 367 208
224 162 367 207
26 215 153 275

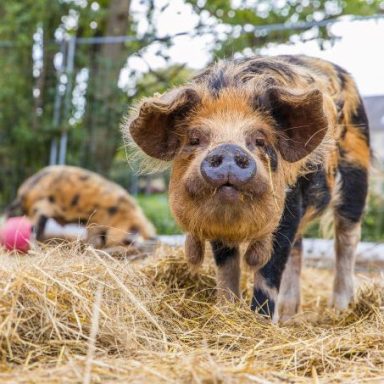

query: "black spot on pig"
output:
108 206 118 216
71 194 80 207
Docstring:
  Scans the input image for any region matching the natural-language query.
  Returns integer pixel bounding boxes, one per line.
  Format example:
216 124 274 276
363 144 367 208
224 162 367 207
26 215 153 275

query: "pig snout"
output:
200 144 256 188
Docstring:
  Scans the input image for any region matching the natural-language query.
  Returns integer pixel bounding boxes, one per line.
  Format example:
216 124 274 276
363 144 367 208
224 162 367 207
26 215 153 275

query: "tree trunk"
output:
82 0 131 175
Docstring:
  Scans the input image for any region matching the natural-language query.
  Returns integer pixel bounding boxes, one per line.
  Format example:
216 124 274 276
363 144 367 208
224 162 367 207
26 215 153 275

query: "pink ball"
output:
0 216 32 252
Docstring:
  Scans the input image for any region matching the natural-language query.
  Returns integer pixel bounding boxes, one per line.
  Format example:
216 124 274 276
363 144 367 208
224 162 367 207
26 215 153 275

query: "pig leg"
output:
331 218 360 310
331 155 368 310
277 236 303 321
251 186 302 321
86 226 107 248
30 200 54 241
34 215 48 241
211 241 240 302
185 233 205 269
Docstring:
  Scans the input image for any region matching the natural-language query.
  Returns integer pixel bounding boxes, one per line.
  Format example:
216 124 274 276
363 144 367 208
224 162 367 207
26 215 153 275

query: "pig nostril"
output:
235 154 250 169
208 155 223 168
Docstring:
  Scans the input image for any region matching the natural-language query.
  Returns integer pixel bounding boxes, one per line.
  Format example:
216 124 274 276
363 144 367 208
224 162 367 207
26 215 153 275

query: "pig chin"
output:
188 201 275 243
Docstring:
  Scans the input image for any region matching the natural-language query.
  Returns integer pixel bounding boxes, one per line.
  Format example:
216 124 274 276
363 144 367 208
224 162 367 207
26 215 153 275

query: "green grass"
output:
137 193 182 235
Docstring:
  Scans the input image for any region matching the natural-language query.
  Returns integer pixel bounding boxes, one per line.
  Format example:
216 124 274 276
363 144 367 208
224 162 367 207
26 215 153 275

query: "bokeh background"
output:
1 0 384 238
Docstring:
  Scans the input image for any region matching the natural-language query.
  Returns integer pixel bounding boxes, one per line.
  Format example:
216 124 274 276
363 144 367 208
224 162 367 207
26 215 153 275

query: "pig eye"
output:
255 138 265 147
189 137 200 146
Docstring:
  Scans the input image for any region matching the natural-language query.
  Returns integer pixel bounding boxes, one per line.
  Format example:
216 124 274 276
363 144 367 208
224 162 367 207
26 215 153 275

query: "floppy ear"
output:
128 87 201 160
260 87 328 162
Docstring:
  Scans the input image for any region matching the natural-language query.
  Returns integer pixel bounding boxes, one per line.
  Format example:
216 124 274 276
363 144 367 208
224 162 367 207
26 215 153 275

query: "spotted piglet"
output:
6 165 156 248
125 55 370 321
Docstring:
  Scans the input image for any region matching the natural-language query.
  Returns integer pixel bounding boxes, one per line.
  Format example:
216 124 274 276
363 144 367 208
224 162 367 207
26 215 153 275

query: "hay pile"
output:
0 243 383 383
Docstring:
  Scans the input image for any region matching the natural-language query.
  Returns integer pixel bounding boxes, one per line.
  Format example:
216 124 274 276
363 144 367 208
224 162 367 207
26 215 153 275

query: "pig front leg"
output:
251 186 301 321
185 233 205 269
211 241 240 303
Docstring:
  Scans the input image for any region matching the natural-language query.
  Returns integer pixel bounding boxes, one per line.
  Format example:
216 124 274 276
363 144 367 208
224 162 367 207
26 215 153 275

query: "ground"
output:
0 243 383 383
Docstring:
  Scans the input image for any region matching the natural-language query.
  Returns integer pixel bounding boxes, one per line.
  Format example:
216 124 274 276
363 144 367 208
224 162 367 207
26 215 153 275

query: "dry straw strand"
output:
82 282 103 384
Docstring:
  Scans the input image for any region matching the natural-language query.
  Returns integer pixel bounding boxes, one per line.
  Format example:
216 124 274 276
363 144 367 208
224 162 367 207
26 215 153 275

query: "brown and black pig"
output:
6 165 156 248
125 55 370 321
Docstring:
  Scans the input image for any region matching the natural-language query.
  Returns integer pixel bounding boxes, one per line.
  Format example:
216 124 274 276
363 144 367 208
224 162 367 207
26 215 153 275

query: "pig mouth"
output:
216 182 241 202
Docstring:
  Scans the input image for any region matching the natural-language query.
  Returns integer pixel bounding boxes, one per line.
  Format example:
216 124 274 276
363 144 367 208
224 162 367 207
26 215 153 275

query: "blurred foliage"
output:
137 193 182 235
185 0 384 57
361 193 384 242
305 192 384 242
0 0 129 204
128 64 194 103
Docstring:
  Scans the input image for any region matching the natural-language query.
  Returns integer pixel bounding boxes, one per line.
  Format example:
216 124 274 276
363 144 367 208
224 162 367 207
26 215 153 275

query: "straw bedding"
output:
0 243 383 383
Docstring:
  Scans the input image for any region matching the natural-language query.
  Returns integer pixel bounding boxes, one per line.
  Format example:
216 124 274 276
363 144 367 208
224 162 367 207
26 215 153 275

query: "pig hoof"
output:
278 299 300 322
216 289 240 305
330 277 355 311
185 234 205 269
330 290 354 311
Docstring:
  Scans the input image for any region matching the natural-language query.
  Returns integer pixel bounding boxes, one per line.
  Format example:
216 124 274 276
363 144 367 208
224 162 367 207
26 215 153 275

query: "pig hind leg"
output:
332 162 368 310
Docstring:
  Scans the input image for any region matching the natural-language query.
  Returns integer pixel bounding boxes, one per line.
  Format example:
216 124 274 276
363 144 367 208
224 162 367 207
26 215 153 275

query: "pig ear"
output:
260 87 328 162
128 87 201 160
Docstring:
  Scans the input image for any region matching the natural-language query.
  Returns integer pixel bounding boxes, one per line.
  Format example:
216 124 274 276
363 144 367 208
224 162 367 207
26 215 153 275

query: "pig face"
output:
128 84 327 243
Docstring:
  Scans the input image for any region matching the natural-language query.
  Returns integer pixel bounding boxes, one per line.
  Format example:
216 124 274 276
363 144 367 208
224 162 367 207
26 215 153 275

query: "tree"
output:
0 1 69 203
184 0 384 57
79 0 132 174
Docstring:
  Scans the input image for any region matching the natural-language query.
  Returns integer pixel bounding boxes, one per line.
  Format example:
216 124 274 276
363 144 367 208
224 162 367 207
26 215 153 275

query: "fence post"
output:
59 36 76 165
49 39 66 165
